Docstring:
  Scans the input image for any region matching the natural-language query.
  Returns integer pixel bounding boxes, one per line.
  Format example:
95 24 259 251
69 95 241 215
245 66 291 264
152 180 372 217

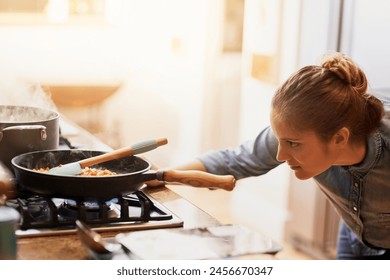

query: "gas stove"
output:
8 190 183 238
8 134 183 237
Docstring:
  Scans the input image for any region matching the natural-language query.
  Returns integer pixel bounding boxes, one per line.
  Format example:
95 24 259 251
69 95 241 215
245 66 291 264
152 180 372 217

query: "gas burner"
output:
7 196 50 222
57 198 118 221
25 197 51 221
62 198 117 210
12 191 183 237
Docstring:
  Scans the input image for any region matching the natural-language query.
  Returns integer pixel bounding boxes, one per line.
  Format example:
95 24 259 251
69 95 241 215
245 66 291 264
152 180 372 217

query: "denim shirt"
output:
198 88 390 249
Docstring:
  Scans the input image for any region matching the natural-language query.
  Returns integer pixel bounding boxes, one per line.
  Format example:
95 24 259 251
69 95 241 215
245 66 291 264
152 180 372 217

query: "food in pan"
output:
33 166 117 176
79 167 117 176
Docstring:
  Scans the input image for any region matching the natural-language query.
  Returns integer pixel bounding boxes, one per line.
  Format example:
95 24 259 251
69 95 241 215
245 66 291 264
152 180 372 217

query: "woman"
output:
152 52 390 259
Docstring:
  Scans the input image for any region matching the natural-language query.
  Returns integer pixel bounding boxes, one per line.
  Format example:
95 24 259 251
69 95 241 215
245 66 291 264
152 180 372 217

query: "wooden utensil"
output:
48 138 168 176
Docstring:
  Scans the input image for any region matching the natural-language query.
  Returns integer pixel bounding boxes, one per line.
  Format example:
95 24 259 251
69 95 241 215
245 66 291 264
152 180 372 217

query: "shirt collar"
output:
346 131 382 175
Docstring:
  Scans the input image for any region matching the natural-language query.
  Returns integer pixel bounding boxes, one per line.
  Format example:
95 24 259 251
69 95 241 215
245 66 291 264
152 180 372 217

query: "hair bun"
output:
321 52 367 93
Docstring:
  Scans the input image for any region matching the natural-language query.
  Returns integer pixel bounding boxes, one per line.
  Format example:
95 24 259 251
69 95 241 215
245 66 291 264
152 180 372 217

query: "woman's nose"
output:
276 144 288 162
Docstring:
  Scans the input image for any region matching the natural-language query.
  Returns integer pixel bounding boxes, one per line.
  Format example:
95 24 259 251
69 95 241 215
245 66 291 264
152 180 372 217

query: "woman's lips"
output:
289 165 301 170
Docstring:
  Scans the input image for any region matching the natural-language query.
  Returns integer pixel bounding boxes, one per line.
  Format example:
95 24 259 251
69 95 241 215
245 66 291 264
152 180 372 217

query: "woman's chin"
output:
292 169 313 180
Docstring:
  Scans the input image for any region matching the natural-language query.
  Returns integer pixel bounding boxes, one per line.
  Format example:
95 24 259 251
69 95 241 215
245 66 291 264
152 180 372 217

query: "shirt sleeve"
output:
197 126 282 179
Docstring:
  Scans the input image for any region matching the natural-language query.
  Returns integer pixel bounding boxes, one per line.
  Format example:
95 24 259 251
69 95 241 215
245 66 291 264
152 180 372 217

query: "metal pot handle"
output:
0 125 47 142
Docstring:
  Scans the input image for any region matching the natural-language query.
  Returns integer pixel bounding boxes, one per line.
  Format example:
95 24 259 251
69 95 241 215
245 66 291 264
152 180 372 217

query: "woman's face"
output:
270 115 340 180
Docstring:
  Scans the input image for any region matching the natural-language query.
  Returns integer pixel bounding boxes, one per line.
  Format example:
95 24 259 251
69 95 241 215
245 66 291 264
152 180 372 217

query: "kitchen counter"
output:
16 118 279 260
16 185 223 260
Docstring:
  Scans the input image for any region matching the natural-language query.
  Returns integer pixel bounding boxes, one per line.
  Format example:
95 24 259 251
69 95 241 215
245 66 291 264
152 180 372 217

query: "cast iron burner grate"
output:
11 191 173 230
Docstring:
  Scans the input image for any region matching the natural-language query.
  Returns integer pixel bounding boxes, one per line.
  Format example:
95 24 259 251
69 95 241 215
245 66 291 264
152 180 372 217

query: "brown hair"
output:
271 52 385 143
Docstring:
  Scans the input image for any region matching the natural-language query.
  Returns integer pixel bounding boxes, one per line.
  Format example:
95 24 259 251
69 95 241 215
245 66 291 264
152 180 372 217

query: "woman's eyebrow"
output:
280 137 301 141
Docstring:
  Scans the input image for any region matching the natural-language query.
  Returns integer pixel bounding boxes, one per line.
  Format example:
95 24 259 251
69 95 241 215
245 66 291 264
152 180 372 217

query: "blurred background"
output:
1 0 390 259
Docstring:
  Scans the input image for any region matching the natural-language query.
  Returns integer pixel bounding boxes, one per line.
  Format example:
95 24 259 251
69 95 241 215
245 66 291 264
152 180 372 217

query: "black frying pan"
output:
11 150 235 200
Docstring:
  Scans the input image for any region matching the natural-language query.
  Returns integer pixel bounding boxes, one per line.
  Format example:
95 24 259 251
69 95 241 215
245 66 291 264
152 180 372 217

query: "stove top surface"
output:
11 191 183 238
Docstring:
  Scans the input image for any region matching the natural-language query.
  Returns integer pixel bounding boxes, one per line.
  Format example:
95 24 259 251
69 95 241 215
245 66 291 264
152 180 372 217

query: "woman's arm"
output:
172 160 208 172
146 126 281 186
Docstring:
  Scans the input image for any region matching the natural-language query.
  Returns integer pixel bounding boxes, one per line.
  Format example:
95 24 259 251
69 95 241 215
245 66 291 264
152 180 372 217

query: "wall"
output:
0 0 212 168
298 0 390 88
340 0 390 88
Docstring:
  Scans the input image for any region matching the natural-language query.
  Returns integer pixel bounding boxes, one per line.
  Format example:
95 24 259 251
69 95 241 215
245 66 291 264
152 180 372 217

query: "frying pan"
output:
11 150 235 200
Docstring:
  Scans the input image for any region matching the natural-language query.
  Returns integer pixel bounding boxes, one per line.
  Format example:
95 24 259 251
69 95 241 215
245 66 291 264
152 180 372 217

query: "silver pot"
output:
0 105 59 171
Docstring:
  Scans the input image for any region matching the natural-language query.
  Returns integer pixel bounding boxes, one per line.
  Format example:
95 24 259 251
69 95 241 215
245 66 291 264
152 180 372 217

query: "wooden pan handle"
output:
79 138 168 168
159 170 236 191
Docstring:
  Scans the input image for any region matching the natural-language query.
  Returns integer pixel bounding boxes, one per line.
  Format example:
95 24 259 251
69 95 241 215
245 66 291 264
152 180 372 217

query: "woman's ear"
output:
333 127 350 146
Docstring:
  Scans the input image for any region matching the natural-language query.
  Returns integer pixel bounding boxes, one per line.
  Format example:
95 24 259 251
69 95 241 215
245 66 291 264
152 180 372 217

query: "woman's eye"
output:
287 141 299 148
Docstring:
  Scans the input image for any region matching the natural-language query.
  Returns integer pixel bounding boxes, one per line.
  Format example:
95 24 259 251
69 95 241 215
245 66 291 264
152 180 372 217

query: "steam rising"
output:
0 75 57 112
0 106 58 122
